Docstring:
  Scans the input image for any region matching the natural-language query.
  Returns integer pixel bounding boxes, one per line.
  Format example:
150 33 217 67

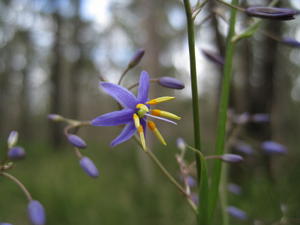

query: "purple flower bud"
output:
281 37 300 47
228 183 242 195
28 200 46 225
251 113 270 123
190 193 199 205
227 206 247 220
80 157 99 178
261 141 287 155
128 49 145 68
67 134 87 149
0 223 13 225
47 114 63 121
245 7 298 20
202 49 224 66
234 112 250 124
186 176 197 188
8 146 26 160
176 138 186 151
158 77 185 90
221 154 243 163
7 130 18 148
234 142 254 155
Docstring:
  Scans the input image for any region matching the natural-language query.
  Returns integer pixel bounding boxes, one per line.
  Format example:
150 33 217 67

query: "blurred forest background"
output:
1 0 300 224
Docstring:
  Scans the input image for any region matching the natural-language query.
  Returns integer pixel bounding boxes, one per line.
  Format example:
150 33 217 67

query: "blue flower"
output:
92 71 180 150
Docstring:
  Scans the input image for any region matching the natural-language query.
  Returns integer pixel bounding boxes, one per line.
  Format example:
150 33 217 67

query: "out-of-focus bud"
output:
7 130 18 148
234 112 250 124
47 114 63 122
245 7 298 20
8 146 26 160
281 37 300 47
227 206 248 220
202 49 224 66
189 193 199 205
221 154 243 163
128 49 145 69
234 142 254 155
186 176 197 188
261 141 287 155
227 183 242 195
158 77 185 89
67 134 87 149
27 200 46 225
176 138 186 151
80 157 99 178
0 223 13 225
251 113 270 123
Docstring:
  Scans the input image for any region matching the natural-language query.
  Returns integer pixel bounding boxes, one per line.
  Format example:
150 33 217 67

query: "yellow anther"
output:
148 121 167 146
133 113 147 151
138 126 147 151
136 104 149 112
133 114 140 128
146 96 175 105
151 109 181 120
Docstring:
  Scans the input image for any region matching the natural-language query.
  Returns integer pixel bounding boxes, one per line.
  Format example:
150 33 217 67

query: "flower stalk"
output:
209 0 239 224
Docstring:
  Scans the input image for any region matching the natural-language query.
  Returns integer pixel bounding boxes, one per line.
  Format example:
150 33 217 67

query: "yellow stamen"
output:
151 109 181 120
146 96 175 105
136 104 149 112
133 114 147 151
138 126 147 151
148 121 167 146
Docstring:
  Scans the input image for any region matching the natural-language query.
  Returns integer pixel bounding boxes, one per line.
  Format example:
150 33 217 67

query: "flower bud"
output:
227 206 247 220
0 223 13 225
47 114 63 122
234 142 254 155
186 176 197 188
176 138 186 151
261 141 287 155
251 113 270 123
281 37 300 47
158 77 185 89
190 193 199 205
227 183 242 195
128 49 145 69
67 134 87 149
221 154 243 163
80 157 99 178
234 112 250 124
8 146 26 160
7 130 18 148
245 7 298 20
27 200 46 225
202 49 224 66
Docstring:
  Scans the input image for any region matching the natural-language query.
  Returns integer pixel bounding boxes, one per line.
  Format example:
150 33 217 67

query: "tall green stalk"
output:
208 0 239 223
183 0 204 224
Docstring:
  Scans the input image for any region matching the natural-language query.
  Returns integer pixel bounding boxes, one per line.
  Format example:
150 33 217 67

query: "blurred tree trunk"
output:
69 0 83 119
49 11 64 147
246 21 281 181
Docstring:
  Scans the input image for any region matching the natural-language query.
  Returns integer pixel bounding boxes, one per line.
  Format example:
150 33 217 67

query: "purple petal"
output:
111 122 136 147
8 146 26 160
100 82 137 108
91 108 134 126
137 71 150 103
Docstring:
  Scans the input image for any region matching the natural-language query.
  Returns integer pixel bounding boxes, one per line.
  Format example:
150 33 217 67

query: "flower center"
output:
136 104 149 118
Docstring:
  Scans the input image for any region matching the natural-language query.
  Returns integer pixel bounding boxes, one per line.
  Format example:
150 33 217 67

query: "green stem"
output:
183 0 203 223
208 0 239 223
1 172 33 201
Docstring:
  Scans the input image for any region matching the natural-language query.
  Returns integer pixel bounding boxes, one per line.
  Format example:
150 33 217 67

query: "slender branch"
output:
1 172 32 201
209 0 239 223
118 67 130 85
134 137 197 214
